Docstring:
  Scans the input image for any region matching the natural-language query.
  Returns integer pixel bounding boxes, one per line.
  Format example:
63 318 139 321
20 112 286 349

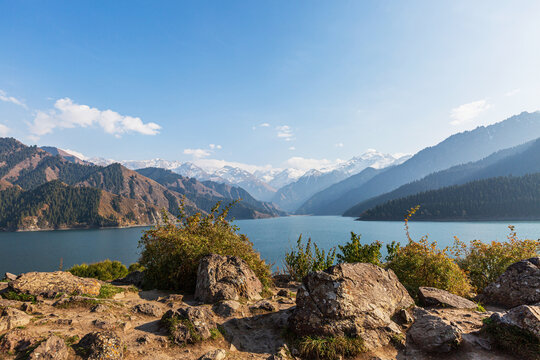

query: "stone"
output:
0 329 36 353
488 305 540 341
161 305 217 346
288 262 414 350
77 331 124 360
10 271 101 298
29 334 69 360
249 300 278 313
0 307 32 331
408 308 462 353
419 287 477 309
195 254 263 303
198 349 227 360
131 302 164 317
4 272 17 281
478 257 540 308
90 304 108 313
213 300 245 318
276 289 289 297
112 270 144 288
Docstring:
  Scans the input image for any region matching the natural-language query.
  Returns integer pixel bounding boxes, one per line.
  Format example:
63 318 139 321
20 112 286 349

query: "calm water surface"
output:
1 216 539 274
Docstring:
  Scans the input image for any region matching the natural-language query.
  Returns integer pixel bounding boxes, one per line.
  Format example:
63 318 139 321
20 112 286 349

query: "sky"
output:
1 1 540 172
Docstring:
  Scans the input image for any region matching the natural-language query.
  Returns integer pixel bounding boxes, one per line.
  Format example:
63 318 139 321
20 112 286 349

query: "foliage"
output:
128 262 145 273
386 206 472 297
68 259 129 281
284 235 336 281
1 291 36 303
336 232 382 265
453 226 540 292
98 284 125 299
296 335 366 360
139 200 272 291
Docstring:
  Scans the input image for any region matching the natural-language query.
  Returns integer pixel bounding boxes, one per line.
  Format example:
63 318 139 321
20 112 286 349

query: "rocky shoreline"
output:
0 255 538 360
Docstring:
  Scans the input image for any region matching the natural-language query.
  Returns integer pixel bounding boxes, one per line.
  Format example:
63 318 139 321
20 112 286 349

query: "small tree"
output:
284 235 336 281
337 232 382 265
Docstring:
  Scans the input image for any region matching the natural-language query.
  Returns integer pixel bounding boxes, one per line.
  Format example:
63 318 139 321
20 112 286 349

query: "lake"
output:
1 216 539 275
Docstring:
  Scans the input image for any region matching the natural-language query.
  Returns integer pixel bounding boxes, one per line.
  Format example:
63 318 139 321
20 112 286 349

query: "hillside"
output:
344 138 540 217
326 111 540 216
0 180 160 231
358 173 540 221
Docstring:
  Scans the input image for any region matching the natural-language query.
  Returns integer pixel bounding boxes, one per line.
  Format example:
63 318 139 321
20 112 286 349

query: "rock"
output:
92 319 115 330
132 302 164 317
289 262 414 350
478 257 540 308
408 308 462 353
161 305 217 345
268 345 293 360
195 254 263 303
4 272 17 281
198 349 227 360
276 289 289 297
10 271 101 298
0 329 36 353
0 307 32 331
29 334 69 360
77 331 124 360
419 287 477 309
112 270 144 288
90 304 108 313
250 300 278 313
213 300 246 318
488 305 540 341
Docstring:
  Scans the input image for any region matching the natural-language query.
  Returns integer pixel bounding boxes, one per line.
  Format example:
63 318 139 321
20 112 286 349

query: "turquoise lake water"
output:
1 216 539 275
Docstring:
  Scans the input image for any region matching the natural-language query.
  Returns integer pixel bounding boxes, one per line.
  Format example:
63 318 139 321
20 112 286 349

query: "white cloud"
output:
288 146 296 151
505 88 521 97
450 100 491 125
276 125 294 141
29 98 161 137
284 157 338 171
209 144 222 150
260 123 270 127
0 90 26 108
183 148 211 158
0 123 9 136
335 142 344 148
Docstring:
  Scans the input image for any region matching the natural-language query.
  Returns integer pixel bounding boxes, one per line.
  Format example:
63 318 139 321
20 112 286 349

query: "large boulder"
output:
478 257 540 308
161 305 217 346
0 307 32 331
10 271 101 298
288 262 414 350
195 254 263 303
29 334 69 360
77 331 124 360
488 305 540 341
407 308 463 352
418 287 477 309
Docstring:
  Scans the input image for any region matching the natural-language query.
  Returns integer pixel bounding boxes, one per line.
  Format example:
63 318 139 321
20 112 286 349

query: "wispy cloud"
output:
335 142 344 148
0 90 26 108
209 144 222 150
183 148 211 158
276 125 294 141
29 98 161 138
288 146 296 151
450 100 491 126
505 88 521 97
0 123 9 136
252 122 271 130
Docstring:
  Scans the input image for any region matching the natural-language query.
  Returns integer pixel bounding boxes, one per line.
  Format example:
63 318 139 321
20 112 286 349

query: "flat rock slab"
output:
10 271 101 298
419 287 477 309
408 308 463 353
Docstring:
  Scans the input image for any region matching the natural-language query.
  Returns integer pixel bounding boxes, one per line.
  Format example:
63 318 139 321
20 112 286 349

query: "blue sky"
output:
1 1 540 171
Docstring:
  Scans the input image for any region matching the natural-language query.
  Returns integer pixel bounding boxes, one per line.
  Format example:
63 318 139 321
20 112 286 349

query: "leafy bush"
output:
386 206 472 297
139 201 272 291
284 235 336 281
128 262 145 273
68 259 128 281
297 335 366 360
337 232 382 265
453 226 540 292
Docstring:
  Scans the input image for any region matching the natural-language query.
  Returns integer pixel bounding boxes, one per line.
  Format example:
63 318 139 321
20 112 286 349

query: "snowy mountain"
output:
212 166 277 201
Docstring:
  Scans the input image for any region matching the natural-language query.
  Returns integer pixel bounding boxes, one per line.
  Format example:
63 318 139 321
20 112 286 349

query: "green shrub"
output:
98 284 125 299
68 259 128 281
1 291 36 303
139 201 272 291
128 262 145 273
297 335 366 360
337 232 382 265
386 206 472 298
453 226 540 292
284 235 336 281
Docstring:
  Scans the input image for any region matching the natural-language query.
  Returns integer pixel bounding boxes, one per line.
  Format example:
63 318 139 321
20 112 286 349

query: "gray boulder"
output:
4 272 17 281
29 334 69 360
408 308 462 352
198 349 227 360
161 305 217 345
10 271 101 298
288 262 414 350
419 287 477 309
131 302 164 317
195 254 263 303
478 257 540 308
0 307 32 331
489 305 540 341
77 331 124 360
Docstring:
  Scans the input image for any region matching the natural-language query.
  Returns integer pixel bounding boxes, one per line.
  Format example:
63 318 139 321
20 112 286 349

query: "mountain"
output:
271 150 409 212
212 166 277 201
40 146 89 165
344 139 540 217
295 167 385 215
358 173 540 221
136 167 285 218
265 168 305 189
330 111 540 216
0 180 161 231
172 162 214 181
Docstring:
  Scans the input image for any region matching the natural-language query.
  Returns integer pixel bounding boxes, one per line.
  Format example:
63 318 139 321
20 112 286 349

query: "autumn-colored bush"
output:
139 201 272 291
284 235 336 281
386 206 472 297
453 226 540 292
